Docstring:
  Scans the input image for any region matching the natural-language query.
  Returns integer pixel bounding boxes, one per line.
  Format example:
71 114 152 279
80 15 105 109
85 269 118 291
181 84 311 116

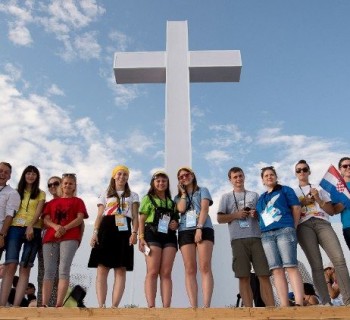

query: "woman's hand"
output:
90 233 98 247
129 232 137 246
194 228 202 243
138 238 148 253
169 220 178 231
54 226 66 238
25 226 34 241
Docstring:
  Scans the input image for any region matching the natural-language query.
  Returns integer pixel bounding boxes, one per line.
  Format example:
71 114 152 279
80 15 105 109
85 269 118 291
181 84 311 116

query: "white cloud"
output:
204 150 231 164
108 30 130 52
123 130 156 154
47 83 65 96
114 84 140 108
0 71 147 221
74 31 101 60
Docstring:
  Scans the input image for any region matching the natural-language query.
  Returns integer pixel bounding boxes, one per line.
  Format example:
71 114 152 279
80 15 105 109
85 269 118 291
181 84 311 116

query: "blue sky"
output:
1 0 349 222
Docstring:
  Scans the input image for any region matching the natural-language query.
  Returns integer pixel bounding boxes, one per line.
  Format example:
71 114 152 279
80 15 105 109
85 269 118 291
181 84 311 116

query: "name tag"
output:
239 219 249 228
115 214 128 231
186 210 197 228
158 215 170 233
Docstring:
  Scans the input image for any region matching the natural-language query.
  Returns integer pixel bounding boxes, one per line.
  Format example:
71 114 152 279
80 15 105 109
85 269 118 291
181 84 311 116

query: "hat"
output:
112 165 129 178
324 261 334 270
152 170 168 179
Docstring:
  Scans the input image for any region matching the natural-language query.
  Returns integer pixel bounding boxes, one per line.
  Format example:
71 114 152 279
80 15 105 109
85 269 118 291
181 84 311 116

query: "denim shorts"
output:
5 226 42 267
261 227 298 269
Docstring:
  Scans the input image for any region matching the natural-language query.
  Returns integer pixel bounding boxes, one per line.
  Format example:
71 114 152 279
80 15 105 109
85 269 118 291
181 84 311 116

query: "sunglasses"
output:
48 181 60 188
62 173 76 178
178 172 191 180
296 167 309 173
341 164 350 169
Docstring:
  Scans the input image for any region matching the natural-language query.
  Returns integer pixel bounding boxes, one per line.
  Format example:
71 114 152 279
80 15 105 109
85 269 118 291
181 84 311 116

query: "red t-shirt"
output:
42 197 88 243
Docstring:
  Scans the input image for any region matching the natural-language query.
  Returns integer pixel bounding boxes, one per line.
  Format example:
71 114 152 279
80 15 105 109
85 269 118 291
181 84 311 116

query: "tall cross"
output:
114 21 241 190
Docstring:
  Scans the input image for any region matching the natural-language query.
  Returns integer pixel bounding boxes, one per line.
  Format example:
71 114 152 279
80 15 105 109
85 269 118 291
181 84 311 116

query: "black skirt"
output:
88 215 134 271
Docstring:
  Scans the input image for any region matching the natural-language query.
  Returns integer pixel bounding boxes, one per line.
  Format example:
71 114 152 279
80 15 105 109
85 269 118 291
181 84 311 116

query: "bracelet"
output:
138 233 144 240
180 196 186 199
196 224 203 229
132 231 137 234
319 201 326 207
93 229 98 235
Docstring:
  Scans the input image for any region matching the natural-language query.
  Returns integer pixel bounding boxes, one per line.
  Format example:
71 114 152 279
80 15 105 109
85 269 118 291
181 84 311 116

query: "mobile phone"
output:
144 245 151 256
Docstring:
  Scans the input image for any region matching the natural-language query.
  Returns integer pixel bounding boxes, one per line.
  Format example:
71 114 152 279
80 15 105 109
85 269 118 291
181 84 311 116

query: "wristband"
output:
138 233 144 240
196 224 203 229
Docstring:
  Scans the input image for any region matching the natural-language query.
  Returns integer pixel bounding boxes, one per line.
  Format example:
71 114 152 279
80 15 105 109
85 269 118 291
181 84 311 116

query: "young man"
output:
0 162 20 260
294 159 350 305
217 167 274 307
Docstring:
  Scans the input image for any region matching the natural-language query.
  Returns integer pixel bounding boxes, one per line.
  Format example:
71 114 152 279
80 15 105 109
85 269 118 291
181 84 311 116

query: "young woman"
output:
139 171 178 308
37 176 62 307
333 157 350 251
88 165 139 308
41 173 88 307
0 165 45 306
256 166 304 307
293 160 350 306
175 167 214 308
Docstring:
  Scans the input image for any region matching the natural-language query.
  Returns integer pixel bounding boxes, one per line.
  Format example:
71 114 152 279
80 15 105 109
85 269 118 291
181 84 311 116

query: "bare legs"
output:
144 246 176 307
95 265 127 308
273 267 304 306
0 263 17 306
180 240 214 308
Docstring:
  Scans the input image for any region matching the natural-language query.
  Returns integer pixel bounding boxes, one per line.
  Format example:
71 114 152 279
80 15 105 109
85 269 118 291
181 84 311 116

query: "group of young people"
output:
88 165 214 308
218 157 350 307
0 162 88 307
1 157 350 308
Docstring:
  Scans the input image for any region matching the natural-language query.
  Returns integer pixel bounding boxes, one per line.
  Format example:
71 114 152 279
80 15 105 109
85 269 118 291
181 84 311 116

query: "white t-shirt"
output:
0 185 21 230
293 184 331 224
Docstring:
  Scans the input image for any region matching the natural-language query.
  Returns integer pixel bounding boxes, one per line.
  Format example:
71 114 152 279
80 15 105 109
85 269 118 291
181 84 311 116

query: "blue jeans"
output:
298 218 350 305
261 227 297 269
5 226 41 267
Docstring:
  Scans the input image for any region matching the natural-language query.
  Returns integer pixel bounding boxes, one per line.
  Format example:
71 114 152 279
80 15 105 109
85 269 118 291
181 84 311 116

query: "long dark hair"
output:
17 165 41 200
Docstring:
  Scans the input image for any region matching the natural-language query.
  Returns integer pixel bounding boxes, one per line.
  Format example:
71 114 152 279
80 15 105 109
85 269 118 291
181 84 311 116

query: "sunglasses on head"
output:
62 173 76 178
341 164 350 169
296 167 309 173
48 181 60 188
178 172 191 180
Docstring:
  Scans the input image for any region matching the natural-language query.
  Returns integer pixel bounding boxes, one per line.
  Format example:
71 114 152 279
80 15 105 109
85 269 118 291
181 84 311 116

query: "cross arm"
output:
189 50 242 82
114 52 166 84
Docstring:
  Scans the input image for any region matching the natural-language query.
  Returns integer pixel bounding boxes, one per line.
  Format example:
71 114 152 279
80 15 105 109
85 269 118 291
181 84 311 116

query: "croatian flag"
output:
320 165 350 208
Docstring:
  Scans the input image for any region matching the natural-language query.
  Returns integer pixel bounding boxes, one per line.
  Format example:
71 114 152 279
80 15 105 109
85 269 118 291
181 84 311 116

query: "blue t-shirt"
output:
256 184 300 232
340 182 350 229
174 186 213 231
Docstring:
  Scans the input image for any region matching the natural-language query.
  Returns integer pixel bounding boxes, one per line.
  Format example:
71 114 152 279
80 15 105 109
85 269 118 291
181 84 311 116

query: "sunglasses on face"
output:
48 181 60 188
178 172 191 180
296 167 309 173
341 164 350 169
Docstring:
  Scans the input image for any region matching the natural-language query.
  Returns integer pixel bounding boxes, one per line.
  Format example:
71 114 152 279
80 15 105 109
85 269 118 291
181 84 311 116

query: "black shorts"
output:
144 225 178 250
178 228 215 248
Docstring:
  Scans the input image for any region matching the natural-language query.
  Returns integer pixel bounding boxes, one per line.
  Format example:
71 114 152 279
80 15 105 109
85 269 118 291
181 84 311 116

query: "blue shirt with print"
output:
174 186 213 231
256 185 300 232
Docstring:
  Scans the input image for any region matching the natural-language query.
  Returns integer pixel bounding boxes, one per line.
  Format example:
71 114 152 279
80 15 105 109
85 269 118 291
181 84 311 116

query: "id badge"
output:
115 214 128 231
158 215 170 233
186 210 197 228
239 219 249 228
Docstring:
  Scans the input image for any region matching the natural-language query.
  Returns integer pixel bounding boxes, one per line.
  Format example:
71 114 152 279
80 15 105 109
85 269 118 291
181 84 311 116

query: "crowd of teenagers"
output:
0 157 350 308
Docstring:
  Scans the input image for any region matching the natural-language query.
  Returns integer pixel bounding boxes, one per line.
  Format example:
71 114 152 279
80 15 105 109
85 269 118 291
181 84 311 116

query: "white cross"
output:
114 21 241 190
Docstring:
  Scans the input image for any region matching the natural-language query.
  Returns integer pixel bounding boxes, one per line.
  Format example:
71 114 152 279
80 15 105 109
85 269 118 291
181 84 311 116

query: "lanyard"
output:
0 185 7 194
116 193 125 213
185 191 194 211
232 191 246 210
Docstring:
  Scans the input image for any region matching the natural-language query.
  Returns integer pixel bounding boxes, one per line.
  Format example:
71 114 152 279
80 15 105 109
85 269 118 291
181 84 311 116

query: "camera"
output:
243 207 251 211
